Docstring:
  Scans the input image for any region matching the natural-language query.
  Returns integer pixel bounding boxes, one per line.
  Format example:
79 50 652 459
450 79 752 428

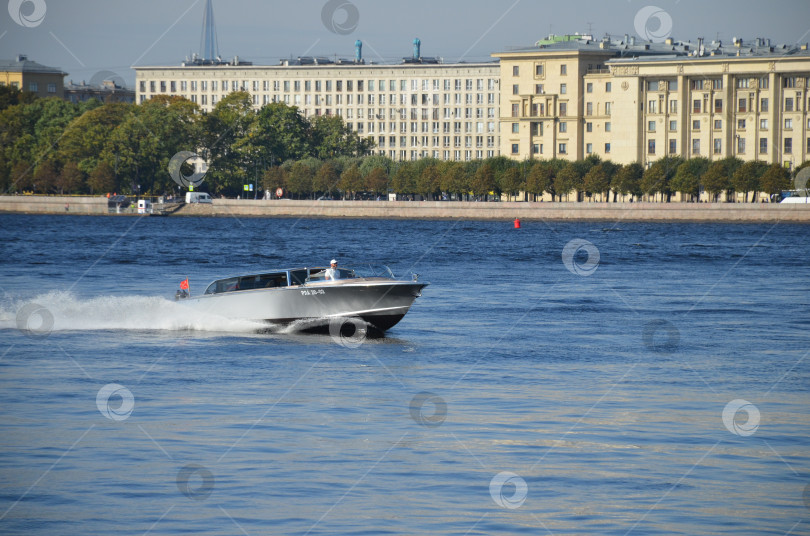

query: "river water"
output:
0 213 808 535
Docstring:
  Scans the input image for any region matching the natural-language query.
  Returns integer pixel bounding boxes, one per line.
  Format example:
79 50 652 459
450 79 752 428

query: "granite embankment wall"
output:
2 195 809 222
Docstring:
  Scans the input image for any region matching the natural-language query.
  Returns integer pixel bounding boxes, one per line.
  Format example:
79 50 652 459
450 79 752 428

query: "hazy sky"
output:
2 0 809 86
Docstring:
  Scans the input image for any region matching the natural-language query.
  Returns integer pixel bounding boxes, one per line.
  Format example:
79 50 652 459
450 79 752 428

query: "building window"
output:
736 78 749 89
559 122 567 133
712 79 723 89
647 80 659 91
714 99 723 113
558 143 567 154
759 138 767 154
648 120 656 132
737 119 746 129
586 122 593 132
535 84 544 94
511 103 519 117
784 138 792 154
760 119 768 130
737 137 745 154
714 119 722 130
604 143 610 153
586 102 593 115
693 99 701 113
531 122 541 136
559 102 567 116
512 123 519 133
648 140 656 154
605 102 611 115
648 100 657 113
560 83 567 94
691 79 704 90
669 140 677 154
785 118 793 129
669 100 678 113
586 143 593 154
140 81 146 92
714 139 722 154
692 139 700 154
760 97 768 112
586 82 593 93
47 83 55 93
560 64 567 75
512 66 519 76
511 143 519 154
605 82 612 92
149 81 155 92
784 77 796 88
29 82 37 92
532 143 540 154
807 138 810 153
785 97 794 112
669 120 677 131
604 122 611 132
512 84 519 95
692 120 700 131
535 64 543 76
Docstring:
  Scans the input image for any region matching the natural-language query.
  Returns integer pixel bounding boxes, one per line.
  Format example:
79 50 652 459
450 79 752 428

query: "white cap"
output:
330 259 337 264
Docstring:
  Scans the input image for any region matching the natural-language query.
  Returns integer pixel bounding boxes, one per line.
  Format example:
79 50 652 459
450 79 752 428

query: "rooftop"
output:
498 34 810 61
0 54 67 75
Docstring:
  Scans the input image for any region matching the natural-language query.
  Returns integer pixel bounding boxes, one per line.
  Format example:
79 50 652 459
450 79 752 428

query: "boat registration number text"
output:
300 289 325 296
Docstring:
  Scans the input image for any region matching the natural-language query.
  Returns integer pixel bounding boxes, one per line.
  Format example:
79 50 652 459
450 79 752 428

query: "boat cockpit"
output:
202 267 360 295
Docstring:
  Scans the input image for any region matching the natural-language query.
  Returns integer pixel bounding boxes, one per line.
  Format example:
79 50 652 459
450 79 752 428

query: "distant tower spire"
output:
200 0 219 61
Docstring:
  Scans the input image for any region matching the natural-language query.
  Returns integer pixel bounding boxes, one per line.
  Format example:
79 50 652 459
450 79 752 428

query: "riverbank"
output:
1 195 809 222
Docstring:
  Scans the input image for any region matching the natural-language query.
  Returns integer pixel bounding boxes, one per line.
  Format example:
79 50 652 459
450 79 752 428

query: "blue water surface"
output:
0 213 808 535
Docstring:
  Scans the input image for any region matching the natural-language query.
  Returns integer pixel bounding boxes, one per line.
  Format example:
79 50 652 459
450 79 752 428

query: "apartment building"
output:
134 52 501 162
495 36 810 168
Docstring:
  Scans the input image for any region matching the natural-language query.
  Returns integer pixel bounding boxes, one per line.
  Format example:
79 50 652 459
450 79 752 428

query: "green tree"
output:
731 160 768 202
364 167 388 196
390 162 416 196
56 161 84 194
612 163 643 201
759 164 791 199
416 164 440 200
200 92 254 195
262 166 288 196
498 167 524 201
671 157 708 202
313 161 339 196
339 164 363 199
525 160 553 201
471 163 496 200
438 161 466 200
553 162 581 201
583 163 611 202
641 156 682 202
87 160 116 194
286 161 313 199
32 158 59 194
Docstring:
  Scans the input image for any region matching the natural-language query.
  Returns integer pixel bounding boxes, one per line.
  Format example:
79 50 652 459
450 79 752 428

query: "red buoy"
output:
514 218 521 229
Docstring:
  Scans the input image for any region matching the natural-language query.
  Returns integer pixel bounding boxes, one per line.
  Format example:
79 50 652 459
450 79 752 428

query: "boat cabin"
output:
203 267 357 295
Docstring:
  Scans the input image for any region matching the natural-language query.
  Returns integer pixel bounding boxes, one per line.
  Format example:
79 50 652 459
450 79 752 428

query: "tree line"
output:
0 85 803 201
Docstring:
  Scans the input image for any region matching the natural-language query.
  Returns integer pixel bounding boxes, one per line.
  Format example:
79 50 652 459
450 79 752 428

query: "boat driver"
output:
325 259 340 280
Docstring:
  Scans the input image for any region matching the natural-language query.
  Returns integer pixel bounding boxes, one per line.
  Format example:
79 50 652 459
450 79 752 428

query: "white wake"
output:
1 290 268 333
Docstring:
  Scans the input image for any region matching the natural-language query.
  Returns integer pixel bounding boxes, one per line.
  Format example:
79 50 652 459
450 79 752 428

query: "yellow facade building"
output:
0 55 66 99
495 36 810 170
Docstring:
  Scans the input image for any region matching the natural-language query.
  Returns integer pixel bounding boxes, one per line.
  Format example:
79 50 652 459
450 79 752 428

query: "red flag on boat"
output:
179 278 189 290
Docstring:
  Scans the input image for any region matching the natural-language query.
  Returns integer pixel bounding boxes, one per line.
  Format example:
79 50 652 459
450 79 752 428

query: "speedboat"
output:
175 265 428 332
